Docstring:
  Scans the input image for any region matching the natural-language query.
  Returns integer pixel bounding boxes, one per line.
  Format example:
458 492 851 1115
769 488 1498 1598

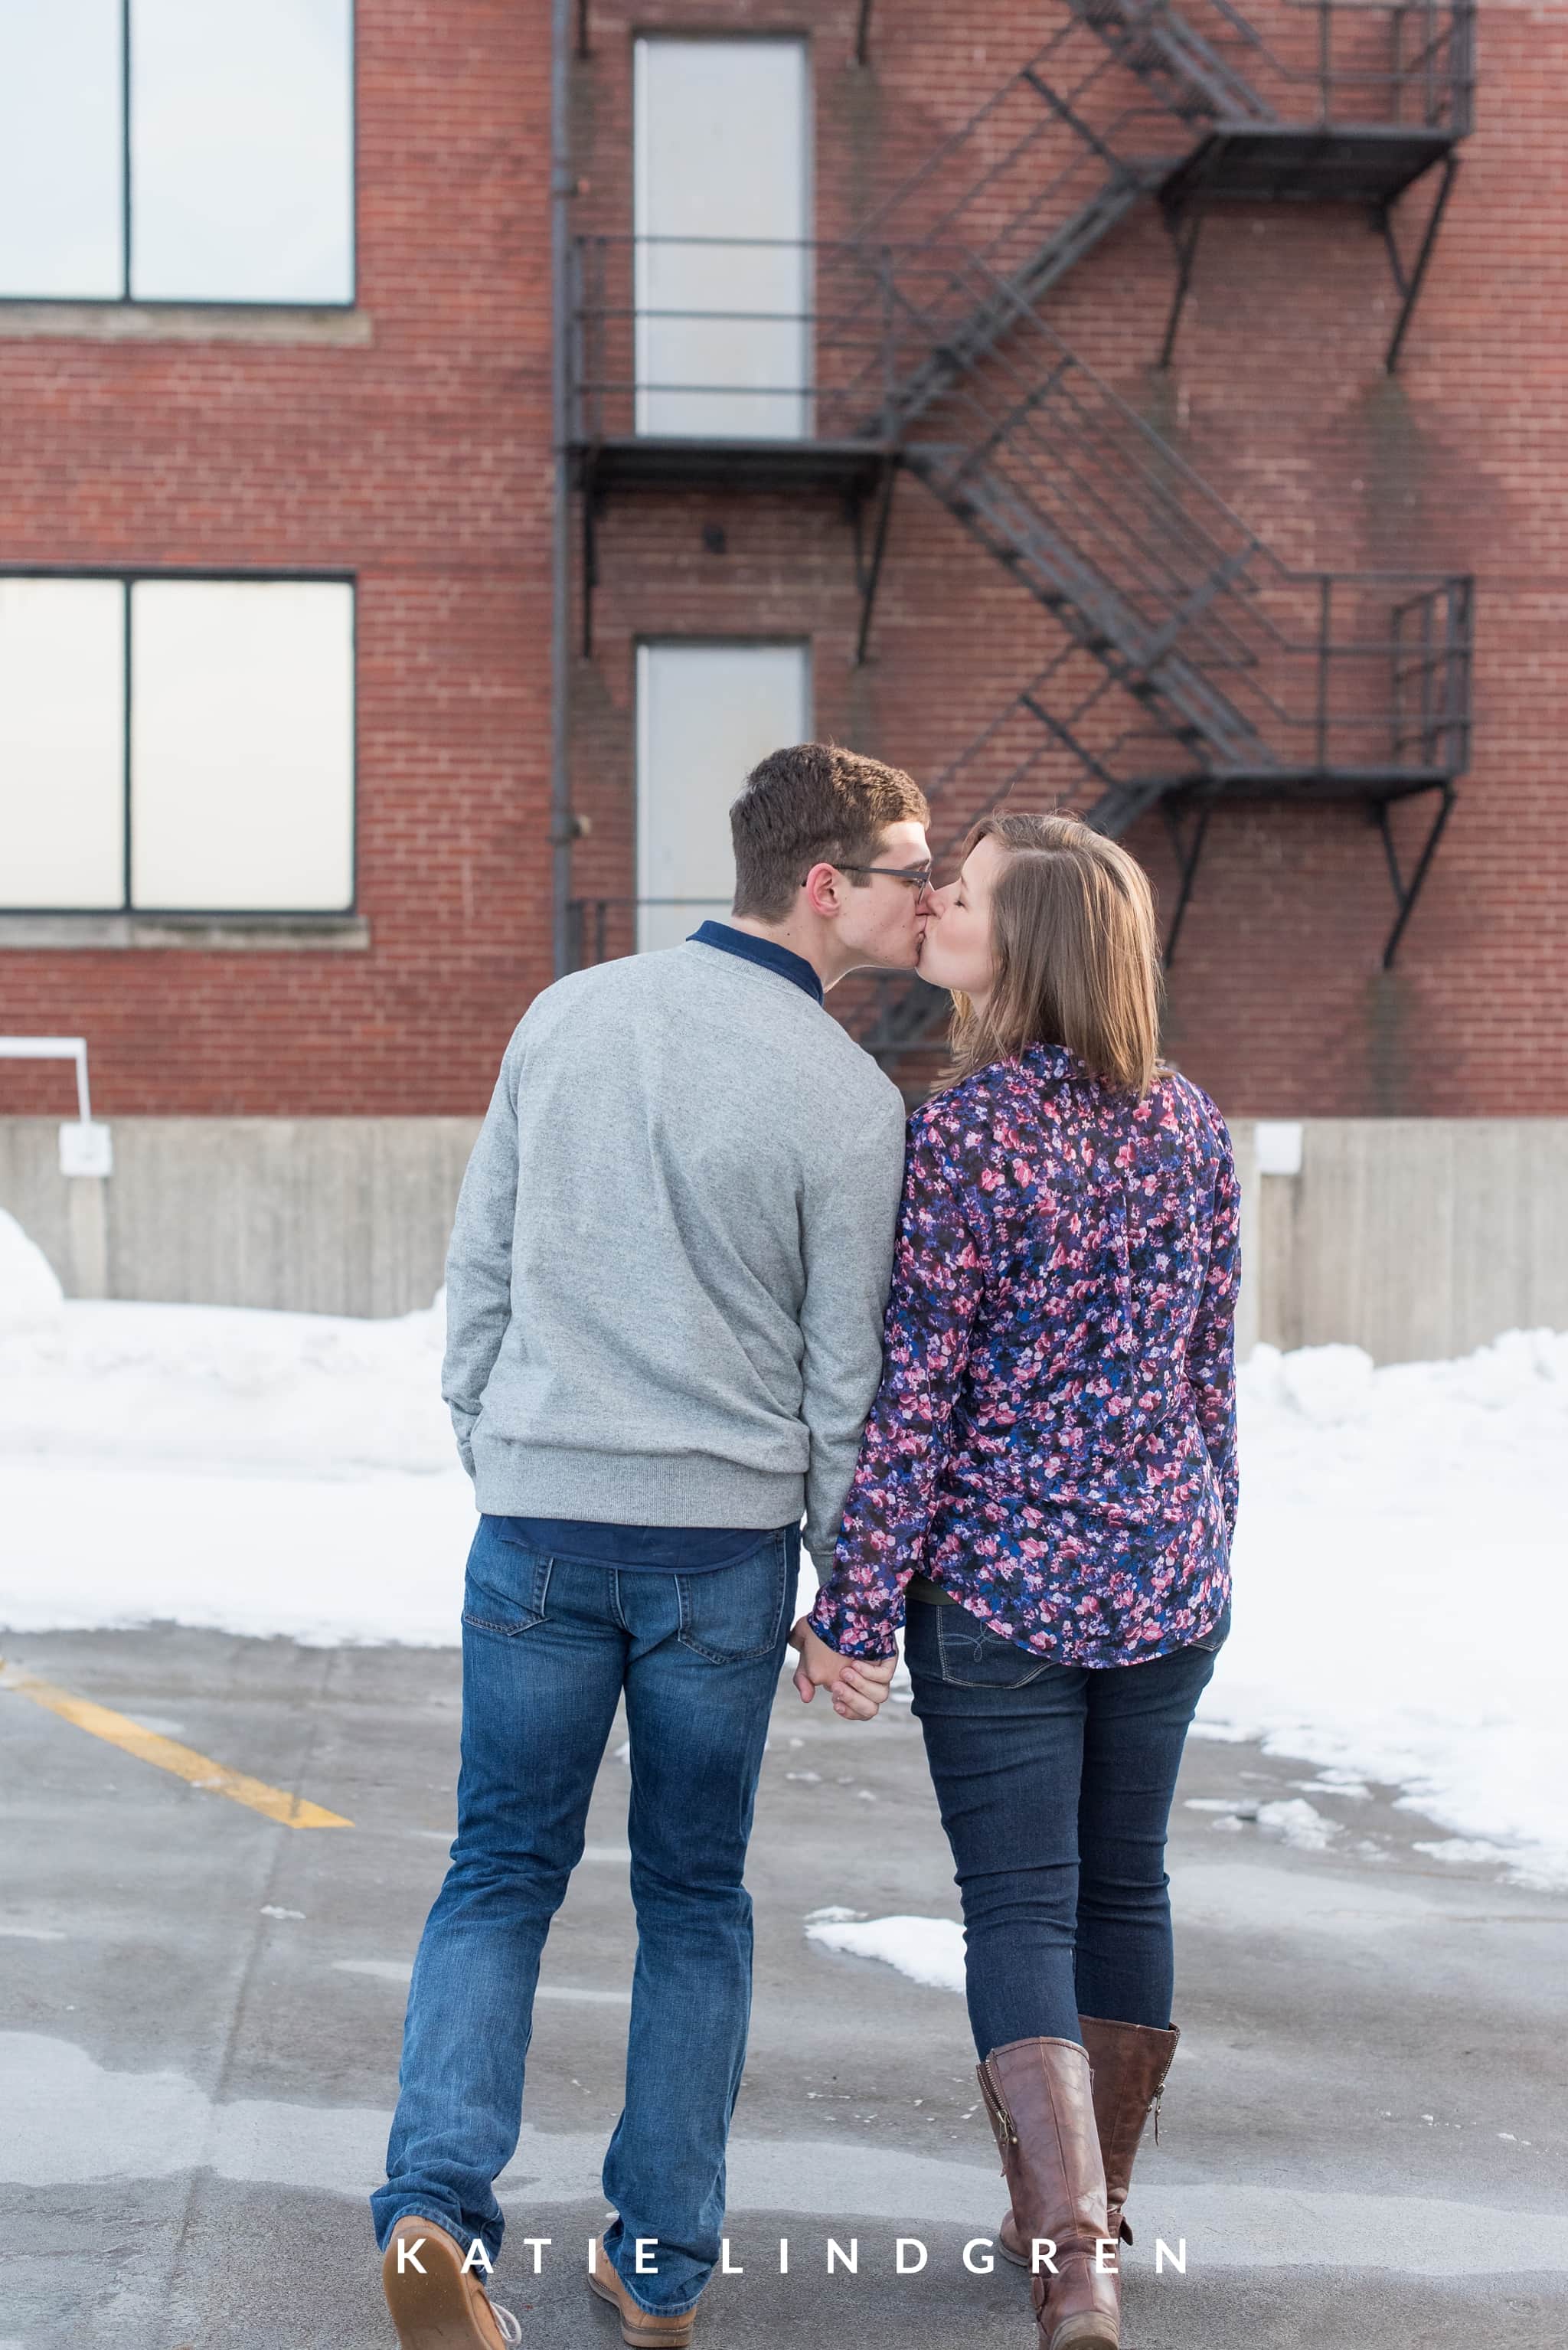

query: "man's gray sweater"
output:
442 941 908 1557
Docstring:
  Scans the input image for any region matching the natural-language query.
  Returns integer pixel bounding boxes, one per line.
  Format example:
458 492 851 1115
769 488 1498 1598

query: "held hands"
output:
788 1617 899 1722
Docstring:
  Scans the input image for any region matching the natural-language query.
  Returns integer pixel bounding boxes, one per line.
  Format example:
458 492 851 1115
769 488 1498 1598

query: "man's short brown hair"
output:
730 743 929 921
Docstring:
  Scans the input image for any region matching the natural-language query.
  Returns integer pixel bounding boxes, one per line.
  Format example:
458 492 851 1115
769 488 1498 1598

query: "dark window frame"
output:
0 564 359 919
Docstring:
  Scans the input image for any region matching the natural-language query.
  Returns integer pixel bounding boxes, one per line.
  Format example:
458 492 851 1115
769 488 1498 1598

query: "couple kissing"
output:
371 743 1239 2350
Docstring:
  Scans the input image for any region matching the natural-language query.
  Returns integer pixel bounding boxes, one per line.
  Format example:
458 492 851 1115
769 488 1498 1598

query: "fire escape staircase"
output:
566 4 1476 1070
1071 0 1280 126
820 1 1476 1076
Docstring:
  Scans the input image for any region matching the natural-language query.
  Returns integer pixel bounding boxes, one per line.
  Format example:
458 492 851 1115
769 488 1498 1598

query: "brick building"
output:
2 1 1563 1123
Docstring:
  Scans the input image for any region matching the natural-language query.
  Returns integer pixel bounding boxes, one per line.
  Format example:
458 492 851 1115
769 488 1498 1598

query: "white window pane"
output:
637 643 809 953
0 1 123 298
635 40 808 440
130 0 353 302
0 580 126 908
130 581 353 910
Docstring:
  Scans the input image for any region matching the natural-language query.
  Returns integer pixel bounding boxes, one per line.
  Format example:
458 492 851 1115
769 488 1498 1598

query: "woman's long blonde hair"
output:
947 812 1162 1096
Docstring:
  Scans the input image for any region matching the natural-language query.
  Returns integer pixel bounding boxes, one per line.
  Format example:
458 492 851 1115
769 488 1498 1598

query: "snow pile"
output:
0 1291 451 1475
1267 1340 1374 1425
805 1910 966 1995
1197 1330 1568 1887
0 1280 475 1647
0 1208 65 1337
1252 1797 1340 1853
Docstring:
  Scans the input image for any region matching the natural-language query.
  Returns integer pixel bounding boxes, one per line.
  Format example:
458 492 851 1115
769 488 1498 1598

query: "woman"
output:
796 812 1239 2350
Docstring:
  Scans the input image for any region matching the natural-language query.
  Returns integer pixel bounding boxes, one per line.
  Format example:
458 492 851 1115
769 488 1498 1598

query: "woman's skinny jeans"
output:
905 1594 1226 2059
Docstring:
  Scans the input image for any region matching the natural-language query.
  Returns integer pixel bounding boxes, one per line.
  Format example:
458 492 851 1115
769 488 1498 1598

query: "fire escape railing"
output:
569 235 977 451
1068 0 1475 132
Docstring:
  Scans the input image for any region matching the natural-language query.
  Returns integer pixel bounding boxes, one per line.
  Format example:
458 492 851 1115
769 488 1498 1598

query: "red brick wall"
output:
5 2 1564 1119
0 0 555 1116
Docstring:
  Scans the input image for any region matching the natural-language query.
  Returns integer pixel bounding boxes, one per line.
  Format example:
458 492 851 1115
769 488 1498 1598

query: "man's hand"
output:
788 1618 899 1721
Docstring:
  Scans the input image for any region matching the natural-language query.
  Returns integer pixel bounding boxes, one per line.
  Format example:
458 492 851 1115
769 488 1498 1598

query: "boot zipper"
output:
976 2067 1018 2171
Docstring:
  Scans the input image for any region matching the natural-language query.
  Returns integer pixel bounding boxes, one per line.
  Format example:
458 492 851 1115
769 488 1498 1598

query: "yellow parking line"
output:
0 1657 352 1829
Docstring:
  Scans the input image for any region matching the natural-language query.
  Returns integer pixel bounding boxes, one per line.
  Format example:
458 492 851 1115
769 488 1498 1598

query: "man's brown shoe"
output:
586 2234 701 2348
382 2214 521 2348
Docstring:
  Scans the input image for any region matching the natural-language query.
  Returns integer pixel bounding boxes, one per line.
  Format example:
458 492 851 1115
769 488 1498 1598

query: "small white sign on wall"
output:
59 1119 114 1178
1255 1119 1305 1178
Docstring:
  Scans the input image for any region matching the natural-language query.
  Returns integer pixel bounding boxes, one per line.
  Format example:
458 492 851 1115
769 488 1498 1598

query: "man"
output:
373 744 930 2348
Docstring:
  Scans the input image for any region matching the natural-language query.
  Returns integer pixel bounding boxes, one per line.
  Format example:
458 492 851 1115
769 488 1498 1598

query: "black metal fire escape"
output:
566 2 1476 1078
1067 0 1470 371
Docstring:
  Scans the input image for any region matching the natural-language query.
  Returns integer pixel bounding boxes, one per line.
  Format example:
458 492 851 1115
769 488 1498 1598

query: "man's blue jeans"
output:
371 1517 798 2316
906 1595 1227 2059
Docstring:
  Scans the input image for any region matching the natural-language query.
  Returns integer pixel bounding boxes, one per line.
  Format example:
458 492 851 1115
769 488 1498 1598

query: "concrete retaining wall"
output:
1243 1119 1568 1363
0 1118 482 1321
2 1116 1565 1361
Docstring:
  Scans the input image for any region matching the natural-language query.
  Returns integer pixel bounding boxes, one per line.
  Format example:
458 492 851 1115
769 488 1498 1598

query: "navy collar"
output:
688 920 825 1006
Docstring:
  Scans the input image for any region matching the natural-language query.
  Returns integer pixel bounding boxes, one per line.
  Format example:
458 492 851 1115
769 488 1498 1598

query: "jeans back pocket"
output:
935 1606 1055 1688
1186 1597 1233 1655
462 1517 553 1638
675 1532 792 1665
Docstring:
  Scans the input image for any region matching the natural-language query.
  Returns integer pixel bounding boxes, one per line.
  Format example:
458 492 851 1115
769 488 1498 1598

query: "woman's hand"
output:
787 1617 899 1721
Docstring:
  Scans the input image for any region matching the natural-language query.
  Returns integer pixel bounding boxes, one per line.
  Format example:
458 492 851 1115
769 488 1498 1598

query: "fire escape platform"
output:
1158 123 1459 213
1170 762 1458 805
573 437 893 498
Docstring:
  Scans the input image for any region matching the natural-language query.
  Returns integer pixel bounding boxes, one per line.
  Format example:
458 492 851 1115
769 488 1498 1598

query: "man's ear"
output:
800 861 844 920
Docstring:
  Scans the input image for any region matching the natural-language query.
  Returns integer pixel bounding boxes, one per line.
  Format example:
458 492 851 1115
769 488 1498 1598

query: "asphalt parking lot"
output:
2 1626 1565 2350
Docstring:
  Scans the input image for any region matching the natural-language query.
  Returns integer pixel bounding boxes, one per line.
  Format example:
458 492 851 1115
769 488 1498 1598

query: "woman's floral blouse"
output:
809 1042 1239 1667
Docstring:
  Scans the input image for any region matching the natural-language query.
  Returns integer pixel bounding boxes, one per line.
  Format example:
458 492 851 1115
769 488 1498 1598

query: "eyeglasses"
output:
833 861 934 892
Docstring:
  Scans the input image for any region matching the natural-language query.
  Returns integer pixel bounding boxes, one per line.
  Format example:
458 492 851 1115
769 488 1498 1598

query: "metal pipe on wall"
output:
550 0 574 977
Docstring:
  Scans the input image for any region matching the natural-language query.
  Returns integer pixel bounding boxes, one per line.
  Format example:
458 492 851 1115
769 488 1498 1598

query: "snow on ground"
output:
804 1908 967 1994
1194 1329 1568 1888
0 1211 470 1647
1 1208 1565 1881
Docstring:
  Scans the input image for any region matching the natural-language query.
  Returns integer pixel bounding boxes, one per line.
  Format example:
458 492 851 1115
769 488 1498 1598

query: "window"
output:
636 642 810 953
634 38 808 440
0 577 355 914
0 1 354 304
0 580 125 905
0 2 123 300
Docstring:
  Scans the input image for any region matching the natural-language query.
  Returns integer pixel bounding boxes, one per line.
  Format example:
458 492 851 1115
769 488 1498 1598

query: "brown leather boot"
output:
381 2214 521 2348
586 2234 702 2348
1000 2017 1179 2268
978 2036 1120 2350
